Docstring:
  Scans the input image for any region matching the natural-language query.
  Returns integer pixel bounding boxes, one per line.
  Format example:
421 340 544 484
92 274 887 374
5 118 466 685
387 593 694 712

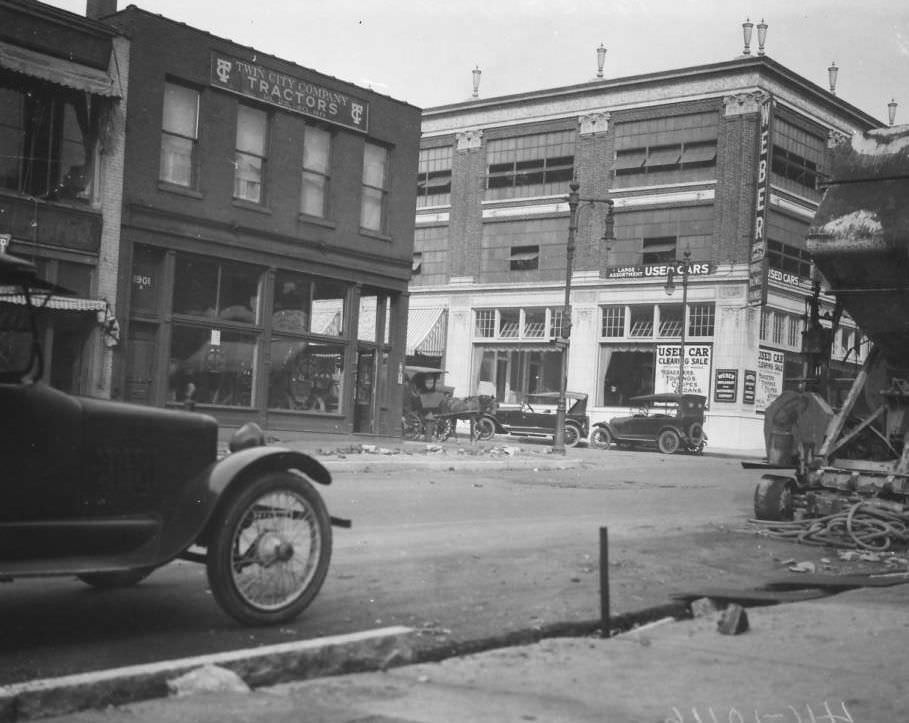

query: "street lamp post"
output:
664 248 691 394
553 182 580 454
553 182 615 454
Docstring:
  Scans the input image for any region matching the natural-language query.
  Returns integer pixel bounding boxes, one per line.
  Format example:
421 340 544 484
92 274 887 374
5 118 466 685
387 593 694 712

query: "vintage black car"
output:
0 251 346 625
590 393 707 454
475 391 589 447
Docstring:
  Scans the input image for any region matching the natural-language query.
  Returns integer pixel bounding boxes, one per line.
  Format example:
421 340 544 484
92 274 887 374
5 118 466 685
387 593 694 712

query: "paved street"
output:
0 445 800 685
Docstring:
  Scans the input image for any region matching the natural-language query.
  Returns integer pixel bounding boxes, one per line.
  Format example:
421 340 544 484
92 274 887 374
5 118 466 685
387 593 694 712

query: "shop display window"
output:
267 339 344 413
169 326 256 407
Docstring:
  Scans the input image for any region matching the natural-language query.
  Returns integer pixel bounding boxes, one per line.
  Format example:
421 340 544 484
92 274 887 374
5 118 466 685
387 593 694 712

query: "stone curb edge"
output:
0 626 415 722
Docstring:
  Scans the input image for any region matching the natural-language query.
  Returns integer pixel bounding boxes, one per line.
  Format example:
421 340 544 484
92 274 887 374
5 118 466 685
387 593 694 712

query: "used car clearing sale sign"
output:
756 347 785 412
655 344 712 396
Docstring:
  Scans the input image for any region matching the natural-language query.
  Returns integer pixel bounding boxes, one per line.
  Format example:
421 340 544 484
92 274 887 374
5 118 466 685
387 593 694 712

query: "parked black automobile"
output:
590 393 707 454
475 391 589 447
0 251 347 625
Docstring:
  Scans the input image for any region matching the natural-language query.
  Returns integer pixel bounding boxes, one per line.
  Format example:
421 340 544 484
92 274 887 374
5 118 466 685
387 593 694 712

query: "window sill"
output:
298 213 336 230
359 228 392 242
158 182 203 199
231 199 272 215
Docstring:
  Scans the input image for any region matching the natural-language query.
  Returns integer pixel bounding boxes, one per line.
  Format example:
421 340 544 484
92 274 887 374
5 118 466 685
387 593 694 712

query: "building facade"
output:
0 0 128 398
412 56 880 450
97 6 421 435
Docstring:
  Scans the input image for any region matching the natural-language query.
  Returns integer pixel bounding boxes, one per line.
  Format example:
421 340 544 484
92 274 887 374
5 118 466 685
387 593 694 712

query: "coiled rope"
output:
750 501 909 551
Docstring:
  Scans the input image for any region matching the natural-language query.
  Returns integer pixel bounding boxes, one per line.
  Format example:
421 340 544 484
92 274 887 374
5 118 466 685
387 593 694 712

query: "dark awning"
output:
0 41 120 98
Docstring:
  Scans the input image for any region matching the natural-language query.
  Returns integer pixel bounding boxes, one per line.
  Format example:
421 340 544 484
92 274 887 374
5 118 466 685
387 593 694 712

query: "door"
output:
126 323 157 405
353 349 375 433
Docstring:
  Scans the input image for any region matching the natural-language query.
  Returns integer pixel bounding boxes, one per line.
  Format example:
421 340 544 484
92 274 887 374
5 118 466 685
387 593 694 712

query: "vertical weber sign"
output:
748 95 773 306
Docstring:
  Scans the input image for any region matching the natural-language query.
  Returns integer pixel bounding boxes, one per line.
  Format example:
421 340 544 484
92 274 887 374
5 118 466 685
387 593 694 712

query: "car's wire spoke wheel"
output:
207 471 331 625
590 426 612 449
564 424 581 447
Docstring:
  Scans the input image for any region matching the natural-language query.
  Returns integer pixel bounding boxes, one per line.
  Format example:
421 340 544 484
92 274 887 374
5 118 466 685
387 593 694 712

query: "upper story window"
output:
234 104 268 203
771 117 824 197
485 130 575 201
602 303 715 339
300 124 332 217
474 307 563 339
509 245 539 271
0 82 95 202
767 239 812 279
417 146 452 208
361 141 389 232
642 237 677 264
612 112 717 188
160 81 199 189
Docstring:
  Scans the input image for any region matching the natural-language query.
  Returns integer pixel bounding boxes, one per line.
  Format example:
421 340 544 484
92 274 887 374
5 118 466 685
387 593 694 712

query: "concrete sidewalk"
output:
35 582 909 722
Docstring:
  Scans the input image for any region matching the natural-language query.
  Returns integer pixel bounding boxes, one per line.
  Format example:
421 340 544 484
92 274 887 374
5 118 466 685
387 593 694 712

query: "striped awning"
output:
0 292 106 312
0 41 121 98
407 307 447 356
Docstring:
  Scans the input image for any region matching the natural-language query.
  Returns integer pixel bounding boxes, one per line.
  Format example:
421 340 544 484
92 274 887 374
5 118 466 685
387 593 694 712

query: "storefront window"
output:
169 326 256 407
472 346 561 402
173 255 260 322
599 347 655 406
268 339 344 413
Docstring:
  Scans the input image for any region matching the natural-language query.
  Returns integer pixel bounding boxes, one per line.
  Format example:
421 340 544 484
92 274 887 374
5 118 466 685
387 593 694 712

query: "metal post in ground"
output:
600 526 610 637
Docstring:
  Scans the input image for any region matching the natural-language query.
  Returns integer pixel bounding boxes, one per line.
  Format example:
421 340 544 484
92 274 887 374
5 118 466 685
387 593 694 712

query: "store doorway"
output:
126 323 157 405
353 349 375 433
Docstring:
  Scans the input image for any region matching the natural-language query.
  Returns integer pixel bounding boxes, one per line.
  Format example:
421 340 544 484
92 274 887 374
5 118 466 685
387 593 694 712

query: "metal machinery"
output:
754 124 909 542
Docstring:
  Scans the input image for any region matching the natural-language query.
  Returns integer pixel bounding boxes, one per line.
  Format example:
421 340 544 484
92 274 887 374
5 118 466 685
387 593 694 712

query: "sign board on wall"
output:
655 344 712 396
743 369 757 404
210 52 370 133
605 262 714 280
713 368 739 403
755 348 784 412
748 95 774 307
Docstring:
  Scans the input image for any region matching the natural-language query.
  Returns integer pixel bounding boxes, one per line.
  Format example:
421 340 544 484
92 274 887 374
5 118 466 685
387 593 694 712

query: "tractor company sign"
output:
210 52 369 133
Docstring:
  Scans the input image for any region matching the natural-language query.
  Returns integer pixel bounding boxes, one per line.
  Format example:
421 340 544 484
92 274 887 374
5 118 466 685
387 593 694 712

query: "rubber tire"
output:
687 422 705 444
78 567 155 589
207 471 332 626
590 426 612 450
475 416 496 441
563 424 582 448
753 475 795 521
657 429 681 455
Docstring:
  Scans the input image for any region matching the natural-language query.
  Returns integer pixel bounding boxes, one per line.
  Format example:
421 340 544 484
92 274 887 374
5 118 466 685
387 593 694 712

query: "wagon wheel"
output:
435 417 455 441
402 411 424 440
206 471 331 625
474 416 496 441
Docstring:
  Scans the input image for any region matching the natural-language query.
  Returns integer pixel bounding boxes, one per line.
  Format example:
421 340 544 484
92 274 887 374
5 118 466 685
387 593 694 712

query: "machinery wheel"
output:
402 412 423 440
590 426 612 450
657 429 681 455
475 416 496 441
206 471 332 626
563 423 582 448
78 567 155 589
753 475 795 521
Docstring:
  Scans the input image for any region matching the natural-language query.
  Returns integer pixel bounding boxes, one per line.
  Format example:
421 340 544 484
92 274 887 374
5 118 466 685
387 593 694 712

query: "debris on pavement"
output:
167 665 250 697
717 603 749 635
690 597 720 618
788 561 817 574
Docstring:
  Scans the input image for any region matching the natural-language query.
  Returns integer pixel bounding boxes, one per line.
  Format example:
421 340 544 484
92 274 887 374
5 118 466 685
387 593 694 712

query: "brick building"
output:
91 4 421 435
411 54 880 450
0 0 128 397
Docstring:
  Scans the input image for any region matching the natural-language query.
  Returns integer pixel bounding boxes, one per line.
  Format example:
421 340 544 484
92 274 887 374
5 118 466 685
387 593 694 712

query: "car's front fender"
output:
156 447 333 562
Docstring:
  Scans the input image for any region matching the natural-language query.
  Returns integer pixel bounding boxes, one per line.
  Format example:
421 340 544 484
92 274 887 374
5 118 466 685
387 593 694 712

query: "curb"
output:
0 600 694 721
0 626 414 722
